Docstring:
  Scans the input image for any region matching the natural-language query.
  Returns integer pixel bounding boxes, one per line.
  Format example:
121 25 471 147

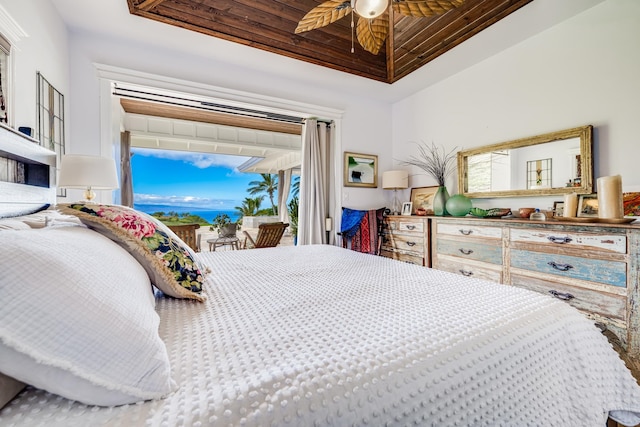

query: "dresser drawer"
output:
436 238 502 265
510 228 626 254
380 249 424 266
510 249 627 288
436 223 502 239
397 220 424 233
384 232 424 255
435 256 502 283
511 274 626 322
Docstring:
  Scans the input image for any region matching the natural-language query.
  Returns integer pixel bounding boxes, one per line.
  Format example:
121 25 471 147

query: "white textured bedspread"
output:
2 244 640 426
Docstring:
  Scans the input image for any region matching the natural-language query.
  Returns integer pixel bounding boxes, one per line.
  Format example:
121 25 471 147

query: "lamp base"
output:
83 187 96 202
391 189 401 215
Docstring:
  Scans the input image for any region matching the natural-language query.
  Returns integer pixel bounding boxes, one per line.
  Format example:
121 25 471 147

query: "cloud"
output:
132 148 250 169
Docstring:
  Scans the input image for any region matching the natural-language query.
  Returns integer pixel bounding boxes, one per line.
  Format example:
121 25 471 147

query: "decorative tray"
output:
596 217 637 224
554 216 637 224
554 216 599 223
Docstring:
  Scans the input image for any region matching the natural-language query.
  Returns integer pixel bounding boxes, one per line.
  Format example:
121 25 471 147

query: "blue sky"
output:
131 148 262 209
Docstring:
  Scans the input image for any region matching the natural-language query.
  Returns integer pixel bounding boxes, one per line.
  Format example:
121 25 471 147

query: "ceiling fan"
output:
296 0 465 55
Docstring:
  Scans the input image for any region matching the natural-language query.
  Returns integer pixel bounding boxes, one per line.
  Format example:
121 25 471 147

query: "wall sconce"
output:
58 154 119 202
382 170 408 215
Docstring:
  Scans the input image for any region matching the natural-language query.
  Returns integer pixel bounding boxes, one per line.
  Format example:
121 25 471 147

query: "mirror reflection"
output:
458 125 593 198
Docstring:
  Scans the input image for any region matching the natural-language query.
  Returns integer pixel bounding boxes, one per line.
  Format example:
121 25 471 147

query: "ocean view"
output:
134 204 240 224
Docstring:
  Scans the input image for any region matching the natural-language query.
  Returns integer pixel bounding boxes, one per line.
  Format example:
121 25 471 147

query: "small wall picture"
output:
401 202 413 216
553 201 564 217
344 152 377 188
578 194 598 217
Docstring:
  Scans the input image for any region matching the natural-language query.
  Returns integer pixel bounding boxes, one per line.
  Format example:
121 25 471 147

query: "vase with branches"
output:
401 142 458 216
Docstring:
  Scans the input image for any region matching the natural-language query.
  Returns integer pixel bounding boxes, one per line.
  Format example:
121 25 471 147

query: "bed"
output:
1 131 640 426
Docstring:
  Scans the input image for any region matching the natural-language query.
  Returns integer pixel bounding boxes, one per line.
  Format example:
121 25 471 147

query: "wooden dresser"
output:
431 216 640 356
380 215 430 266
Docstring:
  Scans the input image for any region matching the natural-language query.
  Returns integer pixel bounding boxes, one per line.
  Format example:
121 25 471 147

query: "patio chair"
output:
168 223 201 252
242 222 289 249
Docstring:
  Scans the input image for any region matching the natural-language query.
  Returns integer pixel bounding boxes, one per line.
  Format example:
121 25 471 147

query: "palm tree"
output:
235 196 264 217
248 173 278 214
291 176 300 198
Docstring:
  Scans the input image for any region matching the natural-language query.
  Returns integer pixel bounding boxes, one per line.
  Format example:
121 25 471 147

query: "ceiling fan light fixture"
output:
353 0 389 19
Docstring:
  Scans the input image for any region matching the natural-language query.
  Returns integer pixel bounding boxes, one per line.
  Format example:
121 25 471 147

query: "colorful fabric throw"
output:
340 207 385 255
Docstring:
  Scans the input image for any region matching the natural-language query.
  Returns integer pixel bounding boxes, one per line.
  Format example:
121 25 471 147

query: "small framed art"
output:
344 152 377 188
401 202 413 216
409 186 439 215
624 192 640 216
578 194 598 217
553 201 564 217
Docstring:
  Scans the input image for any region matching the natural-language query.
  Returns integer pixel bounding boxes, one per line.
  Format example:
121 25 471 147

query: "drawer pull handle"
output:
547 236 573 244
459 229 473 235
549 290 575 301
459 269 473 277
459 248 474 255
548 261 574 272
406 225 416 230
405 241 416 247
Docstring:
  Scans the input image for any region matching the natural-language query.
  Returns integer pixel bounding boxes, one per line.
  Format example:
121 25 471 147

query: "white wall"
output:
0 1 68 139
392 0 640 211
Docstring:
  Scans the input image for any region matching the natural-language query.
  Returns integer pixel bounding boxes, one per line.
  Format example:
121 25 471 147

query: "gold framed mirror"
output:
457 125 593 198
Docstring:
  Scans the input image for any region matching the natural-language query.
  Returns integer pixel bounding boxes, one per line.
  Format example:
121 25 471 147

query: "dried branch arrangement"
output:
401 142 458 186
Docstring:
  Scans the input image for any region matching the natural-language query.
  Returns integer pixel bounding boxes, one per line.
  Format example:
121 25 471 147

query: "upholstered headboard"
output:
0 123 56 217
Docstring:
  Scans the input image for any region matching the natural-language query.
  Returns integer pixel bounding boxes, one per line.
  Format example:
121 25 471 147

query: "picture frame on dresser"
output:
401 202 412 216
410 186 439 215
578 194 598 217
553 201 564 217
623 192 640 216
343 152 377 188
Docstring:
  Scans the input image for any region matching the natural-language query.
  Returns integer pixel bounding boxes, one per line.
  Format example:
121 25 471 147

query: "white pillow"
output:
0 227 176 406
0 219 31 230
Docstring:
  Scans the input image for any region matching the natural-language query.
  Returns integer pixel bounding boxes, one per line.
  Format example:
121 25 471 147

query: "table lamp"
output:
58 154 119 201
382 170 408 215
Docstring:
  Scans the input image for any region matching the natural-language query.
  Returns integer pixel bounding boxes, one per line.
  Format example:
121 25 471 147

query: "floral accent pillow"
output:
59 203 206 301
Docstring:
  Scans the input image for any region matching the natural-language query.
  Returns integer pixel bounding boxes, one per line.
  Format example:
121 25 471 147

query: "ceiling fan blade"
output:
295 0 352 34
393 0 465 18
356 13 389 55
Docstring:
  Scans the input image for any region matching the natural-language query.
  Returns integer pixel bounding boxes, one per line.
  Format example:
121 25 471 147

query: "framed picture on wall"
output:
578 194 598 217
344 152 377 188
409 186 439 215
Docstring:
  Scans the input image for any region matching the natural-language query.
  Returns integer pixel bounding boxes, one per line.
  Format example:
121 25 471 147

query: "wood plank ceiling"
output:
126 0 533 84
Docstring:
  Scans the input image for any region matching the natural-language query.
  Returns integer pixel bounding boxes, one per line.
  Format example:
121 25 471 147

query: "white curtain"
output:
278 168 292 224
299 119 332 245
120 131 134 207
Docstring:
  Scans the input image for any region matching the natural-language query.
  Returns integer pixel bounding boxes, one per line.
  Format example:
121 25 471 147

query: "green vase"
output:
445 194 472 217
433 186 450 216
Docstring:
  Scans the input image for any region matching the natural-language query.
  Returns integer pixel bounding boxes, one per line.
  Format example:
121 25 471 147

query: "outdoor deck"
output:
197 226 294 252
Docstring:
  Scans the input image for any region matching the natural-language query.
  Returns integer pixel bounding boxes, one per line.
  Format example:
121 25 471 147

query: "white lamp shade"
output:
353 0 388 18
58 154 119 190
382 170 409 189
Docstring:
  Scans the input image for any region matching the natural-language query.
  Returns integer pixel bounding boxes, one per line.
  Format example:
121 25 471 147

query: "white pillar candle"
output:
563 193 578 217
597 175 623 219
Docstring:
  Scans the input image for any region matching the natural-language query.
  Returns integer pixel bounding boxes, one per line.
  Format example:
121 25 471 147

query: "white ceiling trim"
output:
125 112 302 172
